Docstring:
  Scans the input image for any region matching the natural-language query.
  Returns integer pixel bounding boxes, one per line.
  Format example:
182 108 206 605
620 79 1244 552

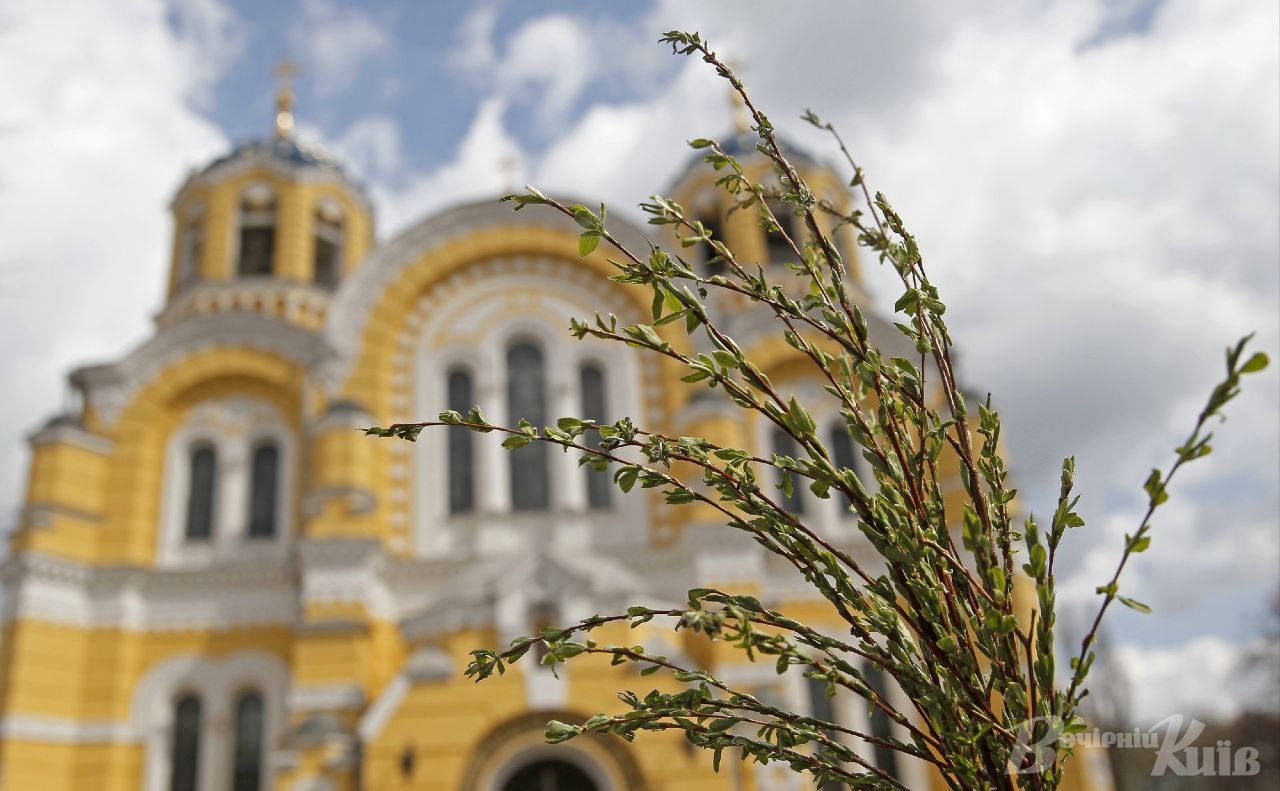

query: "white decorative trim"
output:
0 714 135 744
0 551 296 631
27 419 115 455
355 675 408 743
159 279 334 330
71 313 327 429
289 684 365 712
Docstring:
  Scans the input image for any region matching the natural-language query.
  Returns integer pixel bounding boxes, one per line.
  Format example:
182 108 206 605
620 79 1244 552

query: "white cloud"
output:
329 114 405 183
0 0 231 524
373 98 523 236
450 7 667 135
292 0 392 97
1116 636 1264 723
452 11 592 131
167 0 247 107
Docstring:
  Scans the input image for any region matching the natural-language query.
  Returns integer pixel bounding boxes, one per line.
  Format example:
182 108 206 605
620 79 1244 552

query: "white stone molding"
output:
288 684 365 713
0 550 296 631
0 714 134 744
70 312 328 429
159 278 335 330
27 417 115 455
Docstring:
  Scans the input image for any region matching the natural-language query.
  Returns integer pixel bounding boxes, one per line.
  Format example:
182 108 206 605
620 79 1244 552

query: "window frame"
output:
235 186 278 278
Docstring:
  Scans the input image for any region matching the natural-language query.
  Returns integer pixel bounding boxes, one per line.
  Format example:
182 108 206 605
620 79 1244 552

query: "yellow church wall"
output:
0 740 142 791
292 626 370 688
24 440 109 516
0 620 292 722
311 425 375 494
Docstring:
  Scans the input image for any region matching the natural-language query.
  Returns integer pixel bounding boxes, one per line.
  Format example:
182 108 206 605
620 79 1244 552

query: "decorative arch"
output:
405 259 652 557
98 343 306 566
323 199 684 418
458 710 646 791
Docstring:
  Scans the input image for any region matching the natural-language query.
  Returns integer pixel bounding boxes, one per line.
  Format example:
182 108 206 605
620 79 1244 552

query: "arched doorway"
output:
501 759 599 791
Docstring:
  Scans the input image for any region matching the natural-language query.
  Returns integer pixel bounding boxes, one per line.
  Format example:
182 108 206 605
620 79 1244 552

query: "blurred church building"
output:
0 84 1112 791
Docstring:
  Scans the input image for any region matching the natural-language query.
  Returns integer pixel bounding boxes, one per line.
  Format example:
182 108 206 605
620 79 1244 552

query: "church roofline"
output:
171 135 376 216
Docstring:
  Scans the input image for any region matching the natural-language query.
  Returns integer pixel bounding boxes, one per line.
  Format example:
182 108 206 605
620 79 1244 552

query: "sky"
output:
0 0 1276 725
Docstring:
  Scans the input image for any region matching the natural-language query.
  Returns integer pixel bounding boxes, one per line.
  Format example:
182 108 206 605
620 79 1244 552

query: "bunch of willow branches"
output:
366 31 1267 791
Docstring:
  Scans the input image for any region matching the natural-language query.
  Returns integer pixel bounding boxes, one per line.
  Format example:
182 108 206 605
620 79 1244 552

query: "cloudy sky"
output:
0 0 1276 724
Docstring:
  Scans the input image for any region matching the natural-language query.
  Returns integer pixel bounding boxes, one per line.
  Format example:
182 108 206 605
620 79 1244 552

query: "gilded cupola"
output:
668 124 866 296
161 66 374 331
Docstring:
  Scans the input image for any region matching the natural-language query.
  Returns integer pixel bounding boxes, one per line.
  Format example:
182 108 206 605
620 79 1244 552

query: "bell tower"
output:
162 63 374 330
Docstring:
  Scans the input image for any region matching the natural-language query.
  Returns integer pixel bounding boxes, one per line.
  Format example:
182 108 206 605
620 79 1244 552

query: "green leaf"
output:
1118 596 1152 614
501 435 532 449
579 233 601 256
545 720 580 744
1127 535 1151 553
1241 352 1269 374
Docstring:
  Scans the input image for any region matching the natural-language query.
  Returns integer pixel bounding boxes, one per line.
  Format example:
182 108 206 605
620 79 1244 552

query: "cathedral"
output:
0 87 1112 791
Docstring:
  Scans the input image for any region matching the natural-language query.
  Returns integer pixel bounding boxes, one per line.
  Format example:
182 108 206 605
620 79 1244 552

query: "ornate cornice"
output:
71 312 330 428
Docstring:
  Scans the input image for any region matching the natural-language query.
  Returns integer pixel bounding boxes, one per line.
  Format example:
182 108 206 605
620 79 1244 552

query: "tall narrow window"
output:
446 368 475 514
770 426 805 515
697 209 728 277
169 694 201 791
806 676 842 791
185 445 216 541
579 363 610 510
237 187 276 277
247 442 279 538
231 691 265 791
829 422 861 506
177 219 203 288
507 342 549 510
764 196 795 263
865 665 902 782
313 202 344 289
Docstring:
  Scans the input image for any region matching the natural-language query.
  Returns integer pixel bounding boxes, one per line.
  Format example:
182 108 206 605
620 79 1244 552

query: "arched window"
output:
313 201 344 289
185 445 217 541
770 426 804 515
231 691 265 791
579 363 610 510
247 442 279 538
696 208 728 278
169 694 201 791
865 665 902 782
507 342 549 511
237 187 276 277
176 218 203 288
502 760 598 791
763 196 796 263
446 368 475 514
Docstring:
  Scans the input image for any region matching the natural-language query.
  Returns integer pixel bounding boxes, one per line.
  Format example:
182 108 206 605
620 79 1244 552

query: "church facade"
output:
0 99 1111 791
